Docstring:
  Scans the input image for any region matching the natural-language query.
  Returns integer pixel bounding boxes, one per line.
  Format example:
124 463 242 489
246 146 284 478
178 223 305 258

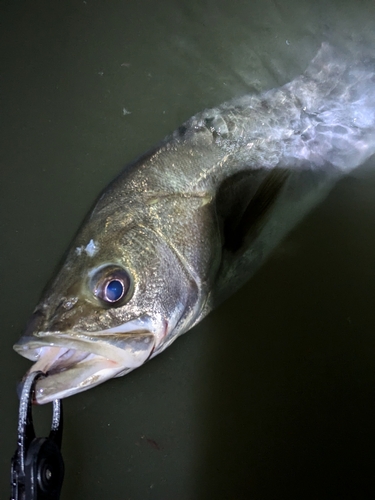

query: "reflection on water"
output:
2 0 375 498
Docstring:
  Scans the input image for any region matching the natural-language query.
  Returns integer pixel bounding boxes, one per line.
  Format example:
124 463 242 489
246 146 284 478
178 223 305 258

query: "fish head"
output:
14 194 200 404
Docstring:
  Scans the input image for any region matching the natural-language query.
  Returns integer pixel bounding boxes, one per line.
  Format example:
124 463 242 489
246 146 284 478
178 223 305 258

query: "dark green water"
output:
2 0 375 498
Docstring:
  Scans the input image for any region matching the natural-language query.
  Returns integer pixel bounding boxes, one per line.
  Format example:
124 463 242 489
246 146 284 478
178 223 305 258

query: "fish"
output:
14 43 375 403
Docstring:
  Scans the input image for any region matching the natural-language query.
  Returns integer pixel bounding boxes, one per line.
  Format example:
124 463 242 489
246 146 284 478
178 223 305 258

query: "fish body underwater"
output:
14 43 375 403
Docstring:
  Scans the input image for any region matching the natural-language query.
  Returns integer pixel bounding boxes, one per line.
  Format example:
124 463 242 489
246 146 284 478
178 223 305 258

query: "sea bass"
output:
14 43 375 403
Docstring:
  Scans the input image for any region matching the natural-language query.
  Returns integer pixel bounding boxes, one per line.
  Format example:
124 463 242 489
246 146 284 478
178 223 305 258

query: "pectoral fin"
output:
221 168 290 253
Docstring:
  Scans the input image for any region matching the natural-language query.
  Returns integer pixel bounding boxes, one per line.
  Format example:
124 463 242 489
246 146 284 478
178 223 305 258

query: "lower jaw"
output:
30 354 126 404
15 332 156 403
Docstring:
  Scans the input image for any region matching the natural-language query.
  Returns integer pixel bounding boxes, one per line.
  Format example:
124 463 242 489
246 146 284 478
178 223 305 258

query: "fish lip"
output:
13 329 156 404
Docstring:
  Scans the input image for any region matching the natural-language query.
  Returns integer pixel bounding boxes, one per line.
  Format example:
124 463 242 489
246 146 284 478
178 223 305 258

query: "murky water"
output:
2 0 375 498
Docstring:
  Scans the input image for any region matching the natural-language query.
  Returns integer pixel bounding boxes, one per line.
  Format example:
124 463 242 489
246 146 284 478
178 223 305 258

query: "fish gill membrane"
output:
14 43 375 403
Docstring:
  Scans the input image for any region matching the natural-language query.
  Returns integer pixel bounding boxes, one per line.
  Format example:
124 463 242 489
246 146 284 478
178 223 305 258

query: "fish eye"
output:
90 265 133 306
105 279 124 302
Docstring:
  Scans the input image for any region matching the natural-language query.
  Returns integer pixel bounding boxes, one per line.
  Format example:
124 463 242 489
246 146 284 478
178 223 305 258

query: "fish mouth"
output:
13 323 156 404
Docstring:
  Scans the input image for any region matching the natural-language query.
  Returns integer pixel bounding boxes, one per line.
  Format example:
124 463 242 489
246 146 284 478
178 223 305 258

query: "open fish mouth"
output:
13 329 155 404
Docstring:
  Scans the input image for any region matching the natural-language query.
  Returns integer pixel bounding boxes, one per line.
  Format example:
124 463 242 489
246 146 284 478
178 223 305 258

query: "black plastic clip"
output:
10 371 64 500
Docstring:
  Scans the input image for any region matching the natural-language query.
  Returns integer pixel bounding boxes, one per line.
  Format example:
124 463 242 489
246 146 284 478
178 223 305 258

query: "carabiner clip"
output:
10 371 64 500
